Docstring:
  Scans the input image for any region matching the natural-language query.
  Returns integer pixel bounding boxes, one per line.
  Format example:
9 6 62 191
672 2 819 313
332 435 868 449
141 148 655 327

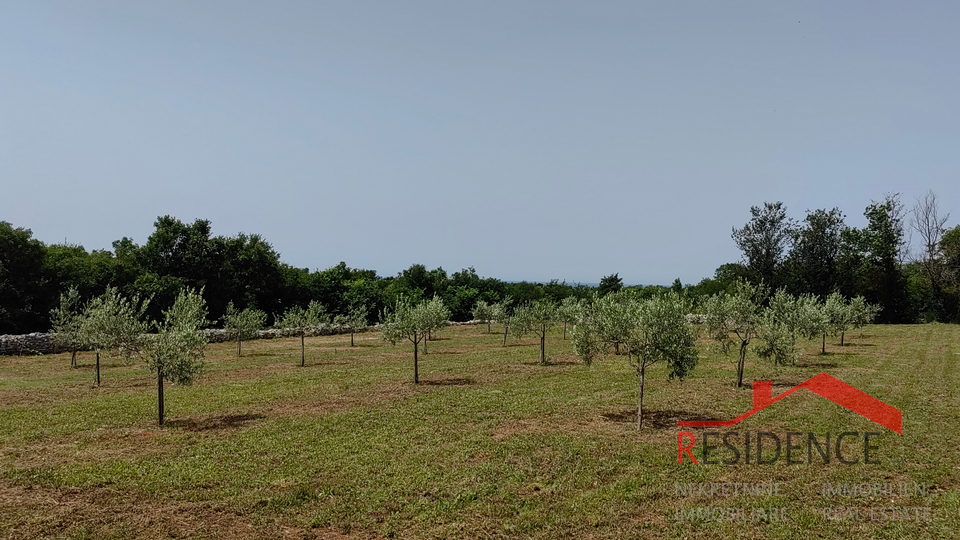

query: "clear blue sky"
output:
2 1 958 285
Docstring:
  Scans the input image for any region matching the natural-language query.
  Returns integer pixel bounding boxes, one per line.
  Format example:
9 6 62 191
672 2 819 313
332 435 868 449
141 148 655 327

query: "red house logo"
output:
678 372 902 434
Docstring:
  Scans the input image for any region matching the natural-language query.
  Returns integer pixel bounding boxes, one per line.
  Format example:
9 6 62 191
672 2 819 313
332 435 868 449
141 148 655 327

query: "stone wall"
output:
0 320 484 356
0 326 368 356
0 333 57 356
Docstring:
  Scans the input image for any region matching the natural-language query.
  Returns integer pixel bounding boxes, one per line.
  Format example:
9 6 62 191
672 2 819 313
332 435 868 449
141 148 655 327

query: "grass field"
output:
1 323 959 539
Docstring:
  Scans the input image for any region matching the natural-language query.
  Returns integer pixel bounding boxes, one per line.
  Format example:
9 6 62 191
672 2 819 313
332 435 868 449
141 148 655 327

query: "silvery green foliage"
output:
276 301 328 336
223 302 266 344
490 296 514 346
754 290 822 365
333 305 368 347
491 299 512 326
510 299 557 339
824 292 853 340
471 300 494 326
591 291 635 354
277 300 328 366
557 296 583 326
703 280 766 386
148 288 208 386
624 292 699 381
849 296 880 334
333 305 368 333
567 291 698 427
510 299 558 364
80 286 150 363
380 295 442 380
797 294 829 342
703 281 764 351
380 296 422 346
570 295 599 364
424 296 451 336
50 287 85 366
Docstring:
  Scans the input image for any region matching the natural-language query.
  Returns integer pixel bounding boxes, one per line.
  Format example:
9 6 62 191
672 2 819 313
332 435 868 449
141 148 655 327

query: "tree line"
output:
3 190 958 335
687 191 960 323
0 215 617 334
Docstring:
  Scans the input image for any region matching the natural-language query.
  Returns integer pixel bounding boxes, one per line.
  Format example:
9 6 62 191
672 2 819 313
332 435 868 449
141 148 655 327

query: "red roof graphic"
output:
677 372 902 434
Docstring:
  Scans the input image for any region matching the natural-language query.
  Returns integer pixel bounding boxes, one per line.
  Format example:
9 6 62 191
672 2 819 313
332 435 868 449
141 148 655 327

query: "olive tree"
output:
147 288 208 425
80 286 150 386
797 295 830 354
276 301 328 367
824 292 853 347
491 298 513 346
332 306 368 347
703 280 766 387
380 296 437 383
576 292 698 428
471 300 494 333
50 287 84 368
754 290 819 365
511 299 558 365
223 302 266 357
626 293 698 429
421 296 450 354
557 296 582 340
849 296 881 338
570 298 600 365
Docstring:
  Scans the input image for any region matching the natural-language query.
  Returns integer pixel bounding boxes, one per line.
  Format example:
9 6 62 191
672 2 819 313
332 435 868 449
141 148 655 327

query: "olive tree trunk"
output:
157 370 165 426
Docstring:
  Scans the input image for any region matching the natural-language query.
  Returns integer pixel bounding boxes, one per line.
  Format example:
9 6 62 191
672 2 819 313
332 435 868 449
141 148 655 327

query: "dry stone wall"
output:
0 320 483 356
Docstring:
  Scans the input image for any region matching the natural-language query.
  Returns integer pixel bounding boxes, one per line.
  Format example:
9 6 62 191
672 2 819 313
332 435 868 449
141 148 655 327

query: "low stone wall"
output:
0 333 57 356
0 321 485 356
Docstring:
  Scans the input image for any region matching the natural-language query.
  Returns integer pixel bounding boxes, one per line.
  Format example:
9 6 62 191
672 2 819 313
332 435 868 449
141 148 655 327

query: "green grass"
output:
1 324 959 538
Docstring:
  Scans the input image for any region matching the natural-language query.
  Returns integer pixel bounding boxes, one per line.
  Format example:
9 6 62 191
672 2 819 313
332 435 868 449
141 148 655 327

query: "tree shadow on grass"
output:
168 413 265 432
306 360 350 367
421 377 476 386
797 360 840 369
601 409 723 429
519 359 579 366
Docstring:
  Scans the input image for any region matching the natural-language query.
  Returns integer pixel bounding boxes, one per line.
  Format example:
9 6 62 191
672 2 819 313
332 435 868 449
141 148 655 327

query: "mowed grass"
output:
1 323 959 539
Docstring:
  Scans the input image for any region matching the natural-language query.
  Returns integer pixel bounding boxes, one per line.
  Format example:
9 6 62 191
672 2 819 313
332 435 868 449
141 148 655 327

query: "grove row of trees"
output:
51 286 207 425
378 285 879 429
48 277 878 429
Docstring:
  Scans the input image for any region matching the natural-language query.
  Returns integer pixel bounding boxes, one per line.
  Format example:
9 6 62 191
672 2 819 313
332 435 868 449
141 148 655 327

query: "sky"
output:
2 1 959 285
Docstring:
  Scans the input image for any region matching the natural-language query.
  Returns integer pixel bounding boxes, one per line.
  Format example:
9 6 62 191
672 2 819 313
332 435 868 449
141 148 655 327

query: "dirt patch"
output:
0 482 380 540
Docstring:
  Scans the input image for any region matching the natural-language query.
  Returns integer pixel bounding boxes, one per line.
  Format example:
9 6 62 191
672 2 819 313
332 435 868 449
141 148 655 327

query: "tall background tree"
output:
909 190 952 321
0 222 49 334
597 274 624 297
732 202 795 290
856 194 912 322
784 208 846 297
